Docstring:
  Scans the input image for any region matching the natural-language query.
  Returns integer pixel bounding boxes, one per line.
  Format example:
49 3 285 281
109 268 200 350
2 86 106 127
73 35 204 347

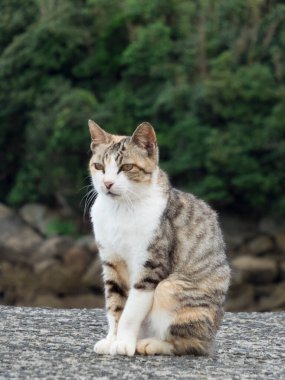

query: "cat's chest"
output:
91 194 166 260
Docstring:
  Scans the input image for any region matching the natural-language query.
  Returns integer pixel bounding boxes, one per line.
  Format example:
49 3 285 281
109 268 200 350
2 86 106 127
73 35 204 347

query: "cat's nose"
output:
104 181 114 190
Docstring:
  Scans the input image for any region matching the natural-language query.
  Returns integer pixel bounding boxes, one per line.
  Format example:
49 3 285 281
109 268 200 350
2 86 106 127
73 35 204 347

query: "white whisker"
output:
82 187 98 221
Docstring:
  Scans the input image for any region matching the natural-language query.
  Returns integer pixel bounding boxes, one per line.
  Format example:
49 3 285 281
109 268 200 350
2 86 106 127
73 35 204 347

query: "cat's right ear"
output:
88 120 111 150
131 122 157 157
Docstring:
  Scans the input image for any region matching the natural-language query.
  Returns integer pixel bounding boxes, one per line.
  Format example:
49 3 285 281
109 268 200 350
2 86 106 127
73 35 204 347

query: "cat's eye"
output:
120 164 134 172
94 163 104 171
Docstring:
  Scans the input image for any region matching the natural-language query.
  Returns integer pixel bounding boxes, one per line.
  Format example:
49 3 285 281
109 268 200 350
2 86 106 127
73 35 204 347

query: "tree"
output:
0 0 284 216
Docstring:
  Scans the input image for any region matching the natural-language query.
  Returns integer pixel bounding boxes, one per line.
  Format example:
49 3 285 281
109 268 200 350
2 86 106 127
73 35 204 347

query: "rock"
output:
0 204 43 263
63 246 91 275
247 235 274 255
19 203 53 236
225 284 255 311
280 261 285 280
259 217 285 235
60 294 104 308
2 201 285 313
275 231 285 253
236 235 274 257
34 259 59 274
81 258 103 290
0 261 36 304
0 203 12 218
76 235 98 254
37 262 86 295
219 213 256 250
231 256 278 284
257 282 285 311
32 293 104 309
19 203 81 237
32 294 63 308
254 284 275 299
31 236 74 263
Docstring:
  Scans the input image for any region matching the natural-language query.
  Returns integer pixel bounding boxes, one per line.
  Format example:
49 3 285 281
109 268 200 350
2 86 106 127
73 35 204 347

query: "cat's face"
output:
88 120 158 201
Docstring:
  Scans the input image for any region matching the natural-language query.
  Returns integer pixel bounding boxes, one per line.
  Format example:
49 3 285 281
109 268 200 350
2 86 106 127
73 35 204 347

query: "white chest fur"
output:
90 188 167 282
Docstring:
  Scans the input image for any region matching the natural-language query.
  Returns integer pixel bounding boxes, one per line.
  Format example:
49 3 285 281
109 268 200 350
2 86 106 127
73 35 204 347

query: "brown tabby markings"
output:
102 260 129 332
90 121 230 356
89 131 156 185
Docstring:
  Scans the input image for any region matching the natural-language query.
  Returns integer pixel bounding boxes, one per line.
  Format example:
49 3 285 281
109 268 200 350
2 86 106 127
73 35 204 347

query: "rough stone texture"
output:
275 231 285 252
82 258 104 289
257 282 285 311
32 236 75 263
19 203 56 236
0 204 43 263
259 218 285 236
247 235 274 255
220 213 257 249
0 307 284 379
281 261 285 280
231 256 278 284
226 284 255 311
1 203 285 312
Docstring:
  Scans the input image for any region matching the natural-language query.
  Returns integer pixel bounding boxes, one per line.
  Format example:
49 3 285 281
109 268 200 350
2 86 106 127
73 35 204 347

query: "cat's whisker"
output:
78 183 93 192
80 188 94 205
79 175 92 184
83 188 97 220
86 190 97 209
111 185 139 209
84 194 96 220
78 175 93 191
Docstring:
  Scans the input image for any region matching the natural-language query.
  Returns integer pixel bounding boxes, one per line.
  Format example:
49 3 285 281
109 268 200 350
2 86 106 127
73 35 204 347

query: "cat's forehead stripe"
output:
103 138 130 165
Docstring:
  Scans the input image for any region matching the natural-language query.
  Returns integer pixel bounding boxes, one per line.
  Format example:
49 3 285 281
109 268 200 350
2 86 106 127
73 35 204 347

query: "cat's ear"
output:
131 122 157 156
88 120 111 150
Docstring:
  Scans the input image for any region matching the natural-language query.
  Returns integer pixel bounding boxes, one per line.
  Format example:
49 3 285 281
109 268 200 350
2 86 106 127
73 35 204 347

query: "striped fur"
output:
89 120 230 356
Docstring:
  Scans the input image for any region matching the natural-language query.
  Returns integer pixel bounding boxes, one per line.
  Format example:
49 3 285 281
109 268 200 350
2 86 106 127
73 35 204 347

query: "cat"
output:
88 119 230 356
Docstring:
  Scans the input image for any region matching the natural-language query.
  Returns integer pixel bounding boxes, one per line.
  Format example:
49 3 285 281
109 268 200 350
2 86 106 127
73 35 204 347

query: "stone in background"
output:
1 203 285 311
0 203 104 309
221 213 285 311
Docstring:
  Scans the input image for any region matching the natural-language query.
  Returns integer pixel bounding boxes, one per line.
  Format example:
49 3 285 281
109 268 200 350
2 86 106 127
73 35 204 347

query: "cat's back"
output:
166 187 221 234
164 187 228 272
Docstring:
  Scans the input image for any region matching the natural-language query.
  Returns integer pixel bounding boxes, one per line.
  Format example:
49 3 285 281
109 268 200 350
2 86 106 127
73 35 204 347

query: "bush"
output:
0 0 284 216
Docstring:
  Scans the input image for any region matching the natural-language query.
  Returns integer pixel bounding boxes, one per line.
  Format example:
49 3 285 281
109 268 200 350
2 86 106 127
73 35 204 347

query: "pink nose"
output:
104 181 114 190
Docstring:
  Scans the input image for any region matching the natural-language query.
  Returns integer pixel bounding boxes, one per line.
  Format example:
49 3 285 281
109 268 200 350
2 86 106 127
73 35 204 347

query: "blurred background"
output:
0 0 285 311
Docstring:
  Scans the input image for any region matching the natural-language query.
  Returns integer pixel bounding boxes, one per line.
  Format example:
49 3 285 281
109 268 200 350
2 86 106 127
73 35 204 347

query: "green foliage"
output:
0 0 285 216
8 77 98 206
46 217 79 237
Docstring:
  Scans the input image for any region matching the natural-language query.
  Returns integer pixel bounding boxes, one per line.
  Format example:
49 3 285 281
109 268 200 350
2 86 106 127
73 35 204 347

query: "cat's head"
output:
88 120 158 200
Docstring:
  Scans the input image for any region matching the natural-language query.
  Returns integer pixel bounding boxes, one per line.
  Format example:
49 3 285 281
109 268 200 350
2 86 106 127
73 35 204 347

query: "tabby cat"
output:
88 120 230 356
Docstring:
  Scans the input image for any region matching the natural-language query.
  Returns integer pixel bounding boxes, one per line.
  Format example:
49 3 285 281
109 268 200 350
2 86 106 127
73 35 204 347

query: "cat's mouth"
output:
107 191 119 197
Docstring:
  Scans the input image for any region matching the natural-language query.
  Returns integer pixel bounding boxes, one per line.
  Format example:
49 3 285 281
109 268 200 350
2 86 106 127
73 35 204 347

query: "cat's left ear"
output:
131 122 157 157
88 120 111 151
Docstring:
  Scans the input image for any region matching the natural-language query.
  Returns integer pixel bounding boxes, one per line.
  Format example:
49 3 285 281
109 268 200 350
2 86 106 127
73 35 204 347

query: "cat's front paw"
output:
94 338 114 355
110 337 136 356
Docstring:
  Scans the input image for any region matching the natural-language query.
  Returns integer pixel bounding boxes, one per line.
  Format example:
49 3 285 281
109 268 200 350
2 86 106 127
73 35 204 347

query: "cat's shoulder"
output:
166 186 218 222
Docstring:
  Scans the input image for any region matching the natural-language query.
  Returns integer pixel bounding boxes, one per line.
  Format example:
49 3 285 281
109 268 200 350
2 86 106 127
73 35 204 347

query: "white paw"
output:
94 338 114 355
110 338 136 356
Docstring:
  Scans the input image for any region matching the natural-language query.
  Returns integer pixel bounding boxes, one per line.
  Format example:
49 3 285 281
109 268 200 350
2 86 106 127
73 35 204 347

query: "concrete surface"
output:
0 307 284 379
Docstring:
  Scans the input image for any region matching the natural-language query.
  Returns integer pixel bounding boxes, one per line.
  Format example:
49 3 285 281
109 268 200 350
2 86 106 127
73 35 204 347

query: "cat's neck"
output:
154 167 170 194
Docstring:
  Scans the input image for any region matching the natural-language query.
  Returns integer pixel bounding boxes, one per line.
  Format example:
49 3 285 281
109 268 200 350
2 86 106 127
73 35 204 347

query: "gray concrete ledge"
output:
0 307 284 379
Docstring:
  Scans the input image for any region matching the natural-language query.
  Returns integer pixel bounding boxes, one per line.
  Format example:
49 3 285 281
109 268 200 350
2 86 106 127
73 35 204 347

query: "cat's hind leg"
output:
136 338 173 355
140 277 222 356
